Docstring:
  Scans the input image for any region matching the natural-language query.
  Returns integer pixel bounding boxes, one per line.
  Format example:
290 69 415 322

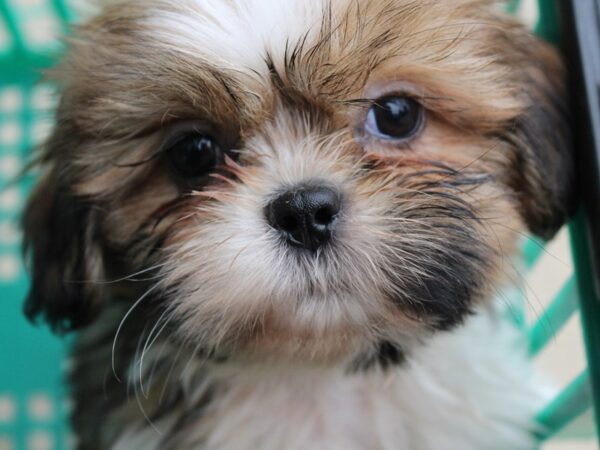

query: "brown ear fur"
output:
23 152 106 333
504 33 574 239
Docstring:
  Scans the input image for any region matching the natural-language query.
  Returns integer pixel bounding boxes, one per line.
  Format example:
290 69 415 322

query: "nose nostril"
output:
314 206 336 226
280 215 299 233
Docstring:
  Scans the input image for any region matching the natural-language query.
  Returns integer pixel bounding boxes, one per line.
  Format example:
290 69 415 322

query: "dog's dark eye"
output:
365 96 424 141
166 134 223 178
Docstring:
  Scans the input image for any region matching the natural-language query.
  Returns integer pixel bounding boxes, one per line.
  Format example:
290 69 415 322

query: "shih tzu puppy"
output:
22 0 573 449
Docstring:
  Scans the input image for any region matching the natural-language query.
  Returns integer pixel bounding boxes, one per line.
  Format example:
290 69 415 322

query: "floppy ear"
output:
505 35 575 240
23 160 106 334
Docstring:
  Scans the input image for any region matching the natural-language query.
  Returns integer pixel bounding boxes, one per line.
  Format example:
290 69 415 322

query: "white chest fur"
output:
112 306 546 450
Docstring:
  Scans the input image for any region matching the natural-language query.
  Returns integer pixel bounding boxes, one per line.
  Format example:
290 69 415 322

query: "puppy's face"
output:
23 0 573 366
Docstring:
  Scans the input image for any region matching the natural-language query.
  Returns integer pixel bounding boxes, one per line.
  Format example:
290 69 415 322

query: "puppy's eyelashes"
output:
364 95 425 143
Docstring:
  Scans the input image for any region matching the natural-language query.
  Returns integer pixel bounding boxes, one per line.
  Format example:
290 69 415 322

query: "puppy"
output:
22 0 573 449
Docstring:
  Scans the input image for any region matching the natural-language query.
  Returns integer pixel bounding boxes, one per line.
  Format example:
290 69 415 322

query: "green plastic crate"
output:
0 0 598 449
0 2 74 450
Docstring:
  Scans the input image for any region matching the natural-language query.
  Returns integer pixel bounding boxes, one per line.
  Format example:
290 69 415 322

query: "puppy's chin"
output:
169 283 434 367
191 323 398 369
172 301 365 365
227 324 372 367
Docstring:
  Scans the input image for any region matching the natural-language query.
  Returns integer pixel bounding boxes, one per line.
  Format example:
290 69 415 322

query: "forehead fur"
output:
58 0 526 141
140 0 502 71
143 0 330 74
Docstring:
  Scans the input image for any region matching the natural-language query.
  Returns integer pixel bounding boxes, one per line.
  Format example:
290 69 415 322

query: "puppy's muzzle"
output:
267 183 342 252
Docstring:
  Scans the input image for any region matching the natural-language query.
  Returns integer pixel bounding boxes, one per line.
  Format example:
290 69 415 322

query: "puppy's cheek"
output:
353 163 523 332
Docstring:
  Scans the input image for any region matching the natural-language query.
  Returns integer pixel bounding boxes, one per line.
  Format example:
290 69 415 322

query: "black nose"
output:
267 185 342 251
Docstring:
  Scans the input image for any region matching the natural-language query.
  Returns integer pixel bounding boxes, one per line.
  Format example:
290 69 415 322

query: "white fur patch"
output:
144 0 330 76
